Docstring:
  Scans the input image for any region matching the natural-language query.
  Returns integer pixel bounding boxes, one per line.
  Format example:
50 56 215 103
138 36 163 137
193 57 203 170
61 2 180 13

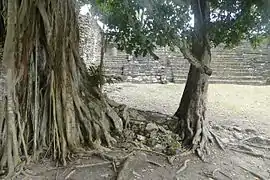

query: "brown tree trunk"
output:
174 0 213 157
0 0 127 176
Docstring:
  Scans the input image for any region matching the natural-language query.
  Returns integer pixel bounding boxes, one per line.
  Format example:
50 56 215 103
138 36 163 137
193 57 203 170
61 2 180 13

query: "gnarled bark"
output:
0 0 126 176
174 0 213 158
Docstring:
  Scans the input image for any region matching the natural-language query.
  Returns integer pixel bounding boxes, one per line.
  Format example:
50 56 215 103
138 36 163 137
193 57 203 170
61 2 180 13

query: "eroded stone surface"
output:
79 14 270 85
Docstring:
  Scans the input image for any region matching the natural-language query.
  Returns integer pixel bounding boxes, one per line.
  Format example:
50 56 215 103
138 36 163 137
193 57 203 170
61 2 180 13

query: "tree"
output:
0 0 127 176
0 0 269 176
174 0 270 157
89 0 270 158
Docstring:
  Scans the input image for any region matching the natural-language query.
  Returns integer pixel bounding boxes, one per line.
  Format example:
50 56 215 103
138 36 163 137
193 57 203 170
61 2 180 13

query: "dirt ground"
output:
13 83 270 180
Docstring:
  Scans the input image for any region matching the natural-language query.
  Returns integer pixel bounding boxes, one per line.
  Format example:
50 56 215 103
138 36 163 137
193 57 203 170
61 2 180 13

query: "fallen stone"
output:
146 123 159 132
154 144 166 151
232 126 242 132
212 125 222 130
220 137 230 144
233 132 243 140
137 135 146 141
245 128 257 134
117 152 147 180
266 78 270 85
158 126 169 133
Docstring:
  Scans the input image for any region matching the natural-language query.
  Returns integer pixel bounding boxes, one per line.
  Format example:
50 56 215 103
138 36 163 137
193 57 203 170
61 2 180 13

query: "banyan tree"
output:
0 0 126 176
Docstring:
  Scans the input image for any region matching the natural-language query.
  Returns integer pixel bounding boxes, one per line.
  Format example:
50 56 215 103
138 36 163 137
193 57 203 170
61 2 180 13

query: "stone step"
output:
170 70 258 77
171 66 254 72
173 74 264 80
173 78 265 85
168 61 250 67
105 59 254 68
103 66 257 74
169 70 256 76
168 61 252 67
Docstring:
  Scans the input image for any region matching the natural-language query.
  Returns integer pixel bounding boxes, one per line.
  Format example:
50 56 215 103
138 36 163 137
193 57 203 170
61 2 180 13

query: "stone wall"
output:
79 15 270 85
79 14 102 67
102 43 269 85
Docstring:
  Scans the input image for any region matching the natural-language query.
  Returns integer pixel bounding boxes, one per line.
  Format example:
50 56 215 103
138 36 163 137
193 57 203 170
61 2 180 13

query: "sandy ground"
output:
105 83 270 136
13 83 270 180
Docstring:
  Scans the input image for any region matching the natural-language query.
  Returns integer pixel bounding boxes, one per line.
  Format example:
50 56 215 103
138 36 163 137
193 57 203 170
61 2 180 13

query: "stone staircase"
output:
160 47 268 85
102 43 269 85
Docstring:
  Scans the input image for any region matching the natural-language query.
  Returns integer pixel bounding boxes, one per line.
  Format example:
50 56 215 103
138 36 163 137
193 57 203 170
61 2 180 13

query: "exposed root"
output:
168 150 192 165
239 165 266 180
146 160 163 167
116 155 133 180
243 142 270 150
64 169 76 180
176 159 190 174
212 168 232 180
133 148 168 158
75 150 134 162
21 170 43 179
75 162 112 169
210 130 225 151
112 161 117 172
230 148 270 159
9 161 25 180
242 136 270 145
212 168 220 177
229 143 254 152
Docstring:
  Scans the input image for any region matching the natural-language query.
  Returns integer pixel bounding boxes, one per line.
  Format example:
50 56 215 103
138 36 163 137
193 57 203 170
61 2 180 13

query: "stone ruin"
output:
79 14 270 85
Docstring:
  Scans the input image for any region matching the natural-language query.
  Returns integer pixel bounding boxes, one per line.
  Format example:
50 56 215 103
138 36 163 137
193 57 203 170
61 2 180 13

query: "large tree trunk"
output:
174 0 213 158
0 0 125 176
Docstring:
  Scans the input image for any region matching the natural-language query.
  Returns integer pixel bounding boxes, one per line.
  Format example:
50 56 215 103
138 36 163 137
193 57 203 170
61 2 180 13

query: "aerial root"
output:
239 165 266 180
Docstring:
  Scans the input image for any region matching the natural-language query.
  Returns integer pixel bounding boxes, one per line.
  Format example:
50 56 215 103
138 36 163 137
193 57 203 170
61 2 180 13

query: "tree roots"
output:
0 0 130 176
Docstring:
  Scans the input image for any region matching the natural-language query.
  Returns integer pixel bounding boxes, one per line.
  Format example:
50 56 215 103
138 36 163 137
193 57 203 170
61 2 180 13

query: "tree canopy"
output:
83 0 270 56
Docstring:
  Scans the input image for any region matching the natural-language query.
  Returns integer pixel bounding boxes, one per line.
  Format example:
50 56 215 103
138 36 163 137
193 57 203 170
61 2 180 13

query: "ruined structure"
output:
79 13 102 67
79 15 270 85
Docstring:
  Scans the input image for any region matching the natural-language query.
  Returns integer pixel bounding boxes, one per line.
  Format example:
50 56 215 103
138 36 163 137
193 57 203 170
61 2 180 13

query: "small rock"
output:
245 128 256 134
232 126 242 132
146 123 159 132
212 125 222 130
220 137 230 144
137 135 146 141
154 144 166 151
266 78 270 85
158 126 169 133
149 131 157 138
233 132 243 140
132 170 142 177
100 174 109 178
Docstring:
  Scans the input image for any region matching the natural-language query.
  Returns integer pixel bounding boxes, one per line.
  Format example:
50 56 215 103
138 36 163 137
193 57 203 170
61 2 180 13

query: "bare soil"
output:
13 83 270 180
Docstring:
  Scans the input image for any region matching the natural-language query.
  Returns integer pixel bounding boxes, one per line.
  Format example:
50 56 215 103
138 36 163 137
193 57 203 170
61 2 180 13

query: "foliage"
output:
87 0 191 57
82 0 270 55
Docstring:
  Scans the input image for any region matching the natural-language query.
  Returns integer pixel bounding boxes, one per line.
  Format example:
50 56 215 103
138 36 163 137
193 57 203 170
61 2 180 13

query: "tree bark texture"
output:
0 0 126 176
174 0 213 157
